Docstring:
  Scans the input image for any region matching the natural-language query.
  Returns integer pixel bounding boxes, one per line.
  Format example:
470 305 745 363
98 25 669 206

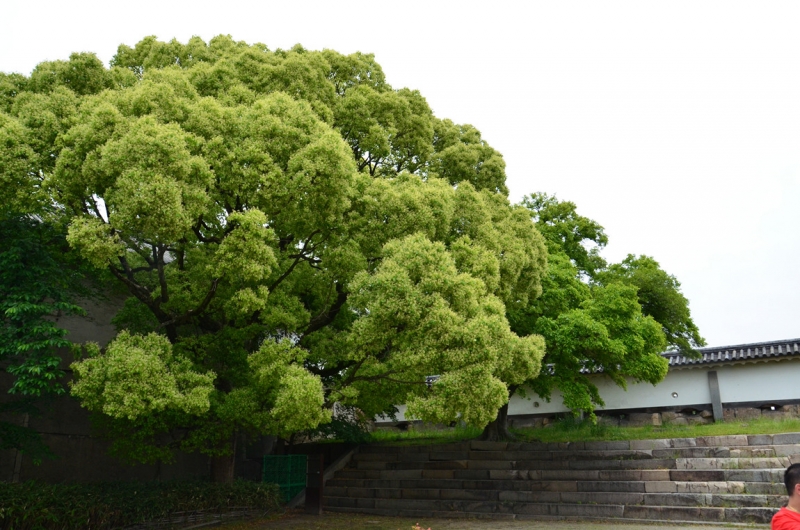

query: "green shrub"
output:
0 480 282 530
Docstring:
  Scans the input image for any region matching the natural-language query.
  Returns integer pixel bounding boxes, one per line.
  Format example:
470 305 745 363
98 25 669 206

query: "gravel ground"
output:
220 511 759 530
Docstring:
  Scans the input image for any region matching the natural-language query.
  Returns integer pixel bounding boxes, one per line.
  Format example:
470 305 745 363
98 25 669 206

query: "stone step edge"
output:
357 457 796 468
324 490 786 504
322 504 772 526
328 479 784 493
360 432 800 452
351 462 792 473
325 486 787 495
355 447 800 460
323 495 785 508
340 468 787 479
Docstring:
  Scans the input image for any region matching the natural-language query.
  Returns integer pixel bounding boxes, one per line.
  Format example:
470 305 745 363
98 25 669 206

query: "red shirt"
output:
773 507 800 530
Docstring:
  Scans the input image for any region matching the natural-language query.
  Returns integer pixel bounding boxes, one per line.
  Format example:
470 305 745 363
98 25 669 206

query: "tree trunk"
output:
480 401 515 441
210 436 237 483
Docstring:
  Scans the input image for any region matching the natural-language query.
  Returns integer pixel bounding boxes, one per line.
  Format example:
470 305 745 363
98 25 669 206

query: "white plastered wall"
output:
380 358 800 422
510 357 800 416
715 359 800 404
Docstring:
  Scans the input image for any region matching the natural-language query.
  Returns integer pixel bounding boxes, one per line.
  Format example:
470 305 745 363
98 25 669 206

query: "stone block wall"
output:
505 402 800 429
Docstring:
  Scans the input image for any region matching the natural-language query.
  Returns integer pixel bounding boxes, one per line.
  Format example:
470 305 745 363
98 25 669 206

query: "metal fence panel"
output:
262 455 307 502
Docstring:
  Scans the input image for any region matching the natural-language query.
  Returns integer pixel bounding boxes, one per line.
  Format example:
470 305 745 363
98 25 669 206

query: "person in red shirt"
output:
773 463 800 530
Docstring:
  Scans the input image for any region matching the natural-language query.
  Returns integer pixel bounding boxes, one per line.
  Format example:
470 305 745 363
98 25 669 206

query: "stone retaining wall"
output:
505 402 800 429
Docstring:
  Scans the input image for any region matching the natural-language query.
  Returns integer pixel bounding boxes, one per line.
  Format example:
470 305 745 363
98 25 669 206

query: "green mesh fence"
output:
262 455 307 502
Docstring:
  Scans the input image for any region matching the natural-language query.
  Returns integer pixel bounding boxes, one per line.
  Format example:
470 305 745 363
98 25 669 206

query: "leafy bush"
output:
303 417 371 444
297 404 373 444
0 480 282 530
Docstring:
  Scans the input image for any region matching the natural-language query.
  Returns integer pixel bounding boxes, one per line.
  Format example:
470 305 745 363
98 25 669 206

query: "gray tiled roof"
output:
663 338 800 367
426 339 800 382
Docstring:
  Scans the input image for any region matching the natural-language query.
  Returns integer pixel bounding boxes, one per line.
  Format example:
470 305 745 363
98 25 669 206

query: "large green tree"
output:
1 37 548 479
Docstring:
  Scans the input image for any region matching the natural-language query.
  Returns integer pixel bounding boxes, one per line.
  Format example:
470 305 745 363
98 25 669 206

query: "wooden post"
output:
305 454 324 515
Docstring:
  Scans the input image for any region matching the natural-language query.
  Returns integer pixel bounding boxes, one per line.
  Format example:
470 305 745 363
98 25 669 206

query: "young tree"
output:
0 214 90 461
493 194 703 439
2 37 548 478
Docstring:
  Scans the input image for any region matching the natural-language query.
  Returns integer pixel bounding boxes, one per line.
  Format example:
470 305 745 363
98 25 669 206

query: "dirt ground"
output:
220 511 753 530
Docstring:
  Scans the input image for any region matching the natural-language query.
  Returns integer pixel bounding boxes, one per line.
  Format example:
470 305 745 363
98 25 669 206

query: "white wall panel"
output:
717 359 800 403
378 358 800 422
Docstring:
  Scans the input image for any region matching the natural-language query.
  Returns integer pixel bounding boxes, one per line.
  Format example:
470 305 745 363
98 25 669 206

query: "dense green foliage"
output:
0 480 281 530
507 193 703 421
0 214 93 458
0 35 547 472
1 35 704 460
0 217 85 397
522 192 607 277
0 52 103 457
599 254 705 354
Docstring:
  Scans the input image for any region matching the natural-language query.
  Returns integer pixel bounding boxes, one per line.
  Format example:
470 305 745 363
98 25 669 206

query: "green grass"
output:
367 416 800 445
514 416 800 444
368 424 483 445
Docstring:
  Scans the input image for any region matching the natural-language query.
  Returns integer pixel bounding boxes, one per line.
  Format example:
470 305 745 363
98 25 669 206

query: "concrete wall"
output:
382 357 800 423
0 294 211 483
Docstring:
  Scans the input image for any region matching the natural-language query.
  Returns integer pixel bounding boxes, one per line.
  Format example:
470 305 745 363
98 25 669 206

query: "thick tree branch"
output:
347 370 427 386
156 245 169 304
339 358 367 386
192 225 221 244
269 230 321 293
129 265 158 274
117 235 155 268
193 214 240 245
117 255 139 283
302 283 348 338
158 278 220 329
278 234 294 252
306 361 355 378
108 260 178 341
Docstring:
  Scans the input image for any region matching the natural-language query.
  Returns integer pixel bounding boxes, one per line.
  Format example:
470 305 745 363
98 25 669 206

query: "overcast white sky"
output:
3 1 799 347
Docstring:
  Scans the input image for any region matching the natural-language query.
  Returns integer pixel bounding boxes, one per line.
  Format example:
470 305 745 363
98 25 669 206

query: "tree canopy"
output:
505 193 703 428
598 254 705 354
1 35 705 464
0 36 547 478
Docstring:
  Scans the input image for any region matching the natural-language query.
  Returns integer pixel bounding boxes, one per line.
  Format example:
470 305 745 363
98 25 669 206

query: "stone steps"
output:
325 433 800 524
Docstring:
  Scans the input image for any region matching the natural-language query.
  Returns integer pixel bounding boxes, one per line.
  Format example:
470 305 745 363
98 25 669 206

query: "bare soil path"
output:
221 511 756 530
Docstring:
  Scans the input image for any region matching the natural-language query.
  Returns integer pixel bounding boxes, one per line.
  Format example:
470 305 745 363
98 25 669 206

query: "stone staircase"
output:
324 433 800 525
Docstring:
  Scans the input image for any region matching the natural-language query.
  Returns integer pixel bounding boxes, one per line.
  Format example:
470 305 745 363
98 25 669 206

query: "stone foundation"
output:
504 402 800 429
